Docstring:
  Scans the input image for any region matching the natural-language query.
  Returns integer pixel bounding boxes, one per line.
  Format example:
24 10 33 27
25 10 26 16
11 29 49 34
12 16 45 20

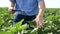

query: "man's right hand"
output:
9 9 15 14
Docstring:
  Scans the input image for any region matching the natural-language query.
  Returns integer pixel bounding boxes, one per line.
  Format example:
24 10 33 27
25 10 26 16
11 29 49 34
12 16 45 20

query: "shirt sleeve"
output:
9 0 16 3
37 0 43 2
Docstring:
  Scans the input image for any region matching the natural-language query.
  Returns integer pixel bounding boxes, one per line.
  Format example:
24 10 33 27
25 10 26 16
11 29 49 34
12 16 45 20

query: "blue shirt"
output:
10 0 42 16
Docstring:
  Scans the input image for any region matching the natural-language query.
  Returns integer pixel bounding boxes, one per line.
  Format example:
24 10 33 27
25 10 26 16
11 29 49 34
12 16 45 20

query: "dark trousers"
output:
13 14 36 25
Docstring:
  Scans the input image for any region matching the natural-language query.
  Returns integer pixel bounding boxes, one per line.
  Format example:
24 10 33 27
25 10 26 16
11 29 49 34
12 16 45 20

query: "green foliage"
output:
0 8 60 34
4 19 28 34
0 31 12 34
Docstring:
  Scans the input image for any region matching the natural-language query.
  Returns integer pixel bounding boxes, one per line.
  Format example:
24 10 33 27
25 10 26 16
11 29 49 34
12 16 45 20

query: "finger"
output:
36 21 39 28
40 23 44 29
32 19 35 22
38 22 44 28
33 19 40 28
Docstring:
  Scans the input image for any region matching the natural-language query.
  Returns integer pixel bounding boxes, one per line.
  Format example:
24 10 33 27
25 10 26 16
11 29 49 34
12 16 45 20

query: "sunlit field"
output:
0 8 60 34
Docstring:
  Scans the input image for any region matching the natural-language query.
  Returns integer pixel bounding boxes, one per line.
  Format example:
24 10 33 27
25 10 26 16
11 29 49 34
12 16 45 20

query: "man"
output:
9 0 45 28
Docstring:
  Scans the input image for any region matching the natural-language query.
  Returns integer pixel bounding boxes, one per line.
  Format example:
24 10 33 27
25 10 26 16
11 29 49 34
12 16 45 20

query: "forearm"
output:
9 1 15 9
37 8 45 18
37 0 46 18
9 1 16 14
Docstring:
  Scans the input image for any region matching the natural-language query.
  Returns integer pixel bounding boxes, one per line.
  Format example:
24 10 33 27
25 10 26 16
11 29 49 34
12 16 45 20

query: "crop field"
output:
0 8 60 34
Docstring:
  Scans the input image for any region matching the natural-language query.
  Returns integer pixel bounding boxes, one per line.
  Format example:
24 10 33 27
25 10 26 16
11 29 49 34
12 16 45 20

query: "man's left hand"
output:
33 16 44 28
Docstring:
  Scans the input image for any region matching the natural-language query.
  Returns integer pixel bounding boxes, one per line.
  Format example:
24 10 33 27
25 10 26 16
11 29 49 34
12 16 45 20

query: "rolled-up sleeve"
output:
37 0 42 2
9 0 16 3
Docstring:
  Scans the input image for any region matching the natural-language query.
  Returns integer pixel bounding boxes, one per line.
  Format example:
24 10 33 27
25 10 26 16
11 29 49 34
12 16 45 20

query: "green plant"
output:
0 8 60 34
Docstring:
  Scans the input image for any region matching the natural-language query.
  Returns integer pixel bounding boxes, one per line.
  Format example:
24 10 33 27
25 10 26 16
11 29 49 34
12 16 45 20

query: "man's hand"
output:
9 1 15 14
9 7 15 14
33 16 44 28
33 0 45 28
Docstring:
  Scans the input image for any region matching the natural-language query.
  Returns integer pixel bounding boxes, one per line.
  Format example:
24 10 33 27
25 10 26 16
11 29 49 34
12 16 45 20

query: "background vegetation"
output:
0 8 60 34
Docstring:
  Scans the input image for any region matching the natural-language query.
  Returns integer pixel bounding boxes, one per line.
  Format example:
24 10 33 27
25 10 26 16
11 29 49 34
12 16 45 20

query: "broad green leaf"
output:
18 24 28 31
31 28 38 34
13 19 24 31
14 19 24 27
4 27 16 33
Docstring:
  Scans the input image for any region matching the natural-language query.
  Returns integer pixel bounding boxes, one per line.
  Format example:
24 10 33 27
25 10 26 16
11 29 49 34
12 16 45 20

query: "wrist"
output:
37 15 43 18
